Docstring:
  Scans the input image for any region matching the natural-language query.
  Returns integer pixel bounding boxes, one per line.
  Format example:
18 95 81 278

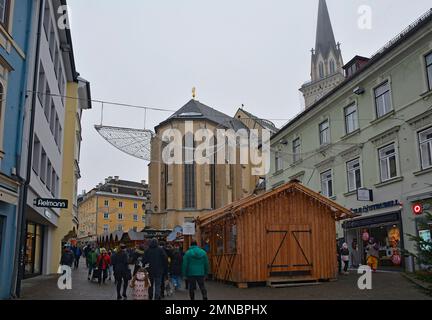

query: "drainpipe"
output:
14 0 45 298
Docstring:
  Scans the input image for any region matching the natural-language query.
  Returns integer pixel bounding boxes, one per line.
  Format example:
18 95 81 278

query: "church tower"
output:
300 0 344 108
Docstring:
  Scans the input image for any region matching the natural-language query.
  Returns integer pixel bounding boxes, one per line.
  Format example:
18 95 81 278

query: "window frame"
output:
319 61 324 79
346 158 362 192
320 169 334 198
292 138 301 163
319 119 330 146
344 103 358 134
374 80 393 119
418 126 432 170
425 52 432 91
0 0 11 30
275 151 283 172
378 143 398 182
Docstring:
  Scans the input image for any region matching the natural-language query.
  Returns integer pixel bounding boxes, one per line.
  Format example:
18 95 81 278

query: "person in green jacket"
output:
182 241 209 300
87 247 98 280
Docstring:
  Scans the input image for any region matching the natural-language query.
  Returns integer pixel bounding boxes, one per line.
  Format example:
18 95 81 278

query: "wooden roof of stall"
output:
197 181 353 227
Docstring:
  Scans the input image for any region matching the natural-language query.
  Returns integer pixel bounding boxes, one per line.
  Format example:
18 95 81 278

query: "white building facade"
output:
19 0 76 277
268 7 432 272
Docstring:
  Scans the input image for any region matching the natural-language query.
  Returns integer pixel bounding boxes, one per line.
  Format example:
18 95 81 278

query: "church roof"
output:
315 0 337 58
157 99 247 131
237 108 279 134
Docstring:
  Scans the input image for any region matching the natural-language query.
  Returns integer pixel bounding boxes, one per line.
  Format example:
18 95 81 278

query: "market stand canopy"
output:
196 180 353 287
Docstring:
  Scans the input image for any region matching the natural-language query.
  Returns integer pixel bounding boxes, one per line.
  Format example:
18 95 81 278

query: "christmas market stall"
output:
195 180 353 287
97 229 172 249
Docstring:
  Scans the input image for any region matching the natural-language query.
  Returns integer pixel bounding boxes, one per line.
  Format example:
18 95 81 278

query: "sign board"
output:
182 222 195 235
412 203 423 215
357 188 373 202
34 198 68 209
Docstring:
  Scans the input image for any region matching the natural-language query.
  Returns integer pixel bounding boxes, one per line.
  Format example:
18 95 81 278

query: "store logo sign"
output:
357 266 372 290
412 203 423 215
351 200 400 215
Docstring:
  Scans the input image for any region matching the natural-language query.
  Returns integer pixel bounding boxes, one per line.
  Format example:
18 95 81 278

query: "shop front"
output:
24 221 45 278
410 197 432 271
343 211 404 270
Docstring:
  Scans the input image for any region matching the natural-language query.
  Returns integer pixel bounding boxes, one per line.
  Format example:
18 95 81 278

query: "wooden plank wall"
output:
203 188 338 283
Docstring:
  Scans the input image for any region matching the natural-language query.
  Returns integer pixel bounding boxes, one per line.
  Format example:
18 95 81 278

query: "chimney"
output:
141 180 146 185
115 176 119 181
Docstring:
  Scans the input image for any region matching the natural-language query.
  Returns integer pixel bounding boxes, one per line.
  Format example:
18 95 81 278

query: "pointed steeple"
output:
315 0 337 58
299 0 345 109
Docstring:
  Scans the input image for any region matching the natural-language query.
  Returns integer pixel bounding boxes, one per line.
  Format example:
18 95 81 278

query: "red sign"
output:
412 203 423 215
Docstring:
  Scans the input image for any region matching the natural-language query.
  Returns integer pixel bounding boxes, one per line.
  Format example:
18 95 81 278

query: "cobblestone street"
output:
20 261 431 300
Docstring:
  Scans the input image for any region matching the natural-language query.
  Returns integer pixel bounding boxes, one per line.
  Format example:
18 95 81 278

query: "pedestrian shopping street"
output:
19 261 431 300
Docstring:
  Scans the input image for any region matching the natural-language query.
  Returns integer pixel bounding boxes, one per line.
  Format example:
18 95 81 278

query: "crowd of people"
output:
60 239 209 300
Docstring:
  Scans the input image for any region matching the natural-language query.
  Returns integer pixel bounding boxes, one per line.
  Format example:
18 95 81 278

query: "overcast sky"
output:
68 0 432 193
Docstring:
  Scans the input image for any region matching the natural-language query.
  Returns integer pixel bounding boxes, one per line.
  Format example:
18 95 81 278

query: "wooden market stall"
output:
196 180 353 287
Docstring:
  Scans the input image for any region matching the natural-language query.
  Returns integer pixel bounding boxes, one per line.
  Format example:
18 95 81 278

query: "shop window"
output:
320 170 333 197
24 223 44 277
374 81 392 118
419 127 432 170
378 143 398 182
347 158 362 192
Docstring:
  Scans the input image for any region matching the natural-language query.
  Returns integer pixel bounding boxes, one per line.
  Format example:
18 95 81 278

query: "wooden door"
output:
266 224 313 277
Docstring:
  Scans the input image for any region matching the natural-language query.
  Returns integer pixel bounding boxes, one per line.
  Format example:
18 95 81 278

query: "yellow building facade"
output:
78 177 150 242
49 79 91 272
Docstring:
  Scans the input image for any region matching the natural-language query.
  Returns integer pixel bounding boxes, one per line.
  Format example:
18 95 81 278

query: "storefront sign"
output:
412 203 423 215
34 198 68 209
182 222 195 235
357 188 373 202
343 212 400 229
351 200 400 215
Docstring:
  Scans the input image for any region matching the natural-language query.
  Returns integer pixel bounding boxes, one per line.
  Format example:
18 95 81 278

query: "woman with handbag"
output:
340 243 350 275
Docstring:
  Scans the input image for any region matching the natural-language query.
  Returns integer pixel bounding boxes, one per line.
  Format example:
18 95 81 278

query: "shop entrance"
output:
344 212 404 271
24 222 44 278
